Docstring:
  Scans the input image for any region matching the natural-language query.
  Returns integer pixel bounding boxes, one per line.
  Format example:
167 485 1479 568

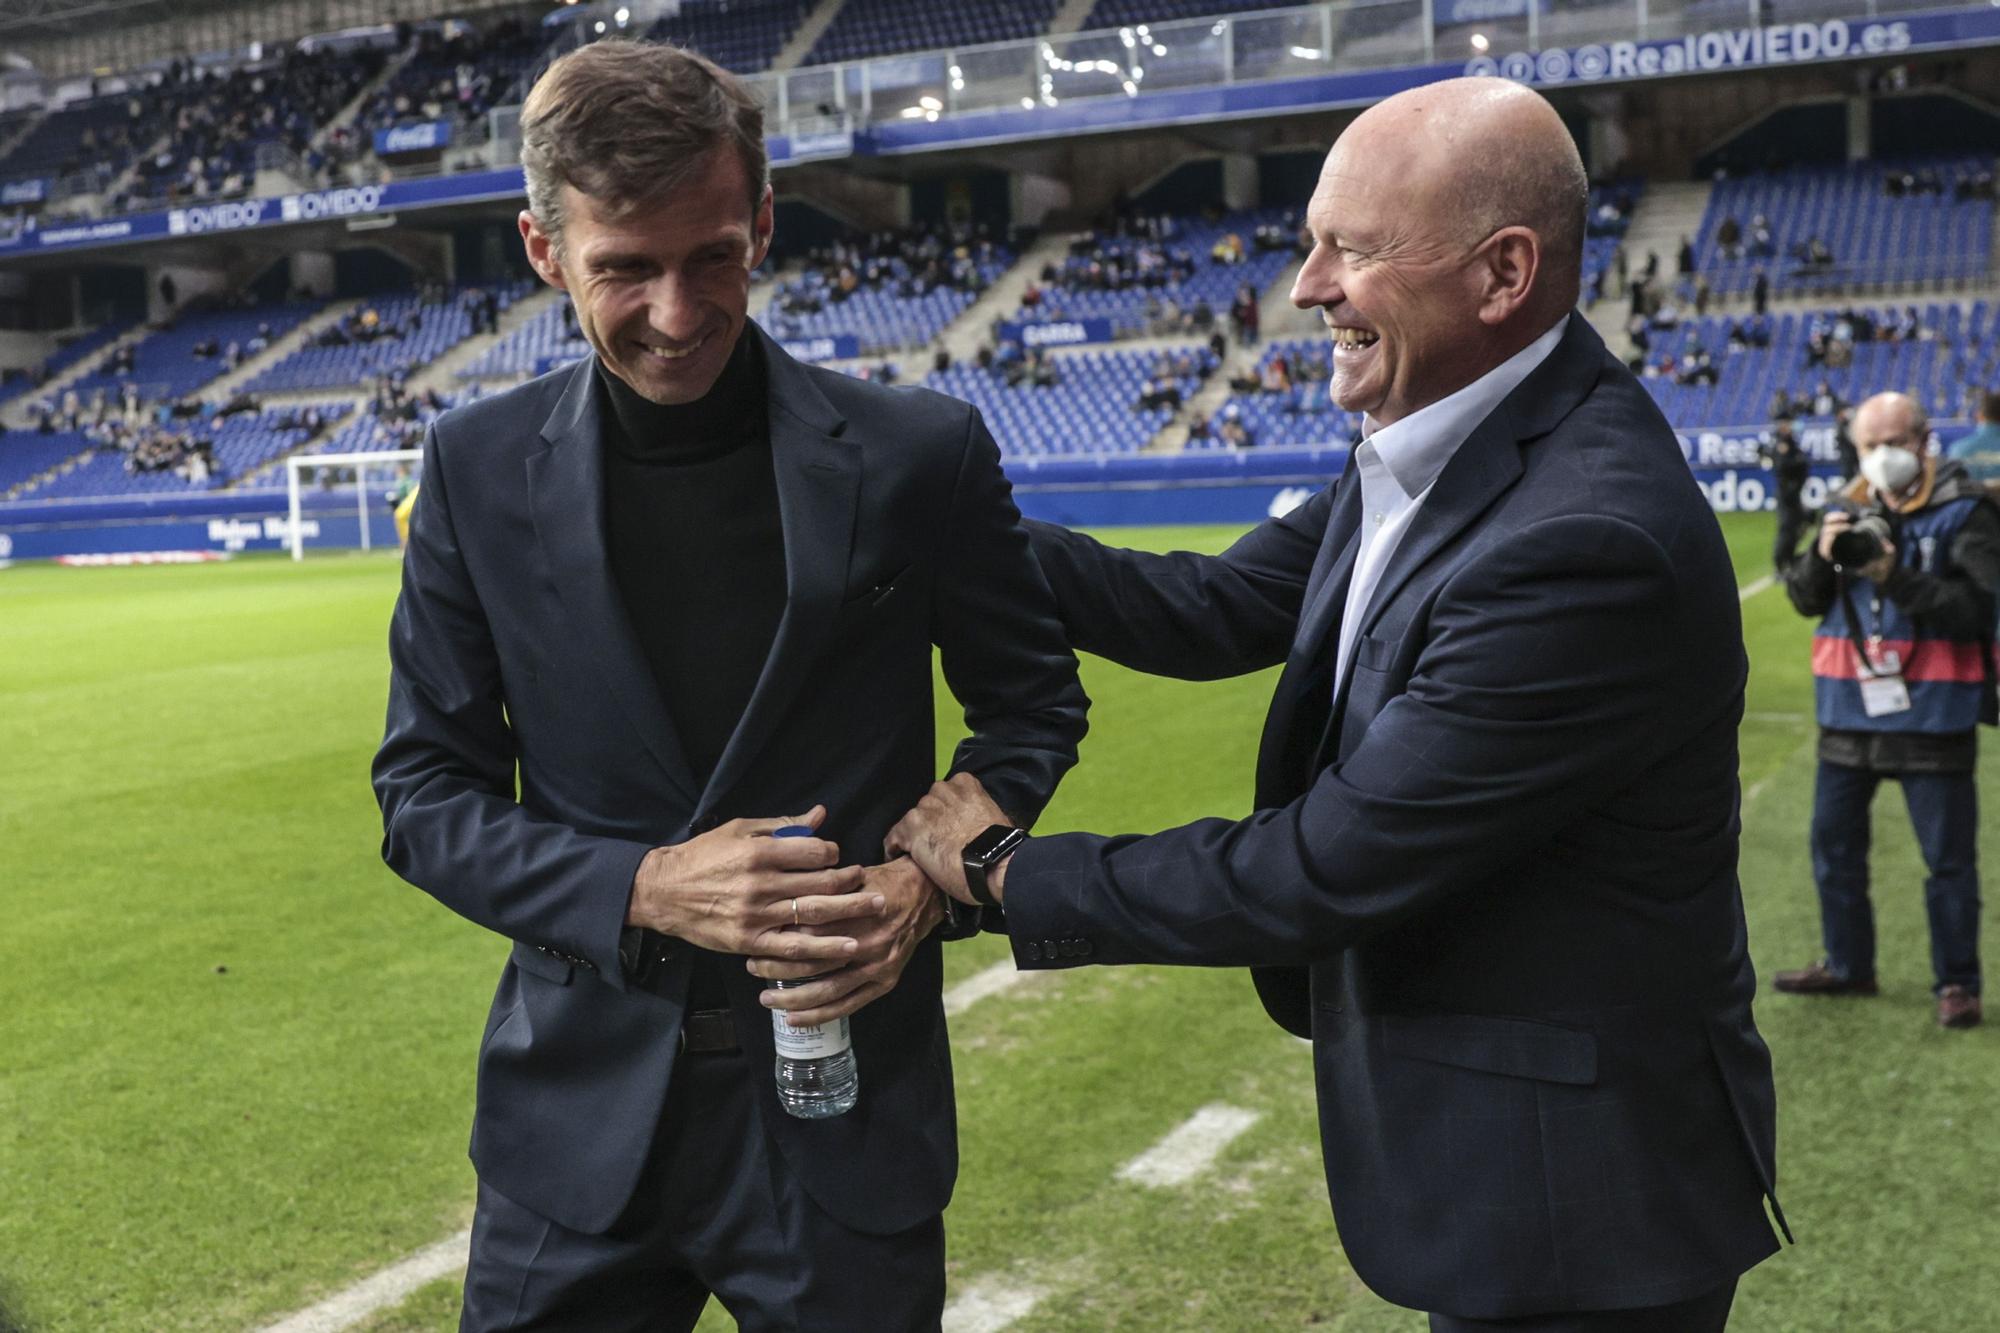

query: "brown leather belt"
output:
679 1008 739 1055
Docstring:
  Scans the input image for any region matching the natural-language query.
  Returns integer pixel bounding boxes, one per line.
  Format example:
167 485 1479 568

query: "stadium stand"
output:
1009 209 1299 339
926 345 1215 456
0 88 162 198
1632 300 1996 428
1692 157 1995 295
0 319 136 408
647 0 813 74
244 281 532 392
763 226 1013 352
458 297 585 381
61 301 323 406
121 50 389 209
0 430 93 497
1207 338 1366 450
12 408 320 500
358 18 543 144
802 0 1066 67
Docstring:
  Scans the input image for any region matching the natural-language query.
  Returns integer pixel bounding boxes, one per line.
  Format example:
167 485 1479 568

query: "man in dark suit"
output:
372 41 1086 1331
891 79 1786 1330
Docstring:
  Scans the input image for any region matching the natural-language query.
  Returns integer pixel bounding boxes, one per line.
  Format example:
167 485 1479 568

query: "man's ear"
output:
519 209 568 291
1474 226 1540 328
750 184 775 272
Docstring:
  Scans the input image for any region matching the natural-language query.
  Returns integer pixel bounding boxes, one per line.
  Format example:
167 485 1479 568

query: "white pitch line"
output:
944 960 1026 1017
942 1278 1048 1333
1739 574 1775 602
1116 1104 1262 1188
255 1228 470 1333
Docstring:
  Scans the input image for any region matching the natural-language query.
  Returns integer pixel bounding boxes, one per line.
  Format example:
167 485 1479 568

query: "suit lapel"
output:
699 329 857 811
526 357 702 803
1291 463 1364 664
1350 315 1605 648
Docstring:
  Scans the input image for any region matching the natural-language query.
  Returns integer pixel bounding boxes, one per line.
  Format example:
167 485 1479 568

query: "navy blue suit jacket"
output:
1010 317 1786 1318
372 326 1086 1236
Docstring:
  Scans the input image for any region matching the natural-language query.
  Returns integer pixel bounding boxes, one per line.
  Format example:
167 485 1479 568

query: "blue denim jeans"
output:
1810 758 1982 995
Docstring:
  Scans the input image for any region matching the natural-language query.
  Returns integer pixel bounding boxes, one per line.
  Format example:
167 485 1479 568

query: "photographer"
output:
1761 415 1811 573
1776 392 2000 1029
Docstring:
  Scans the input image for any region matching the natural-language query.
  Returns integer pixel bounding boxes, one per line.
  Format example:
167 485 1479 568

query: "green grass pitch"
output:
2 515 1997 1331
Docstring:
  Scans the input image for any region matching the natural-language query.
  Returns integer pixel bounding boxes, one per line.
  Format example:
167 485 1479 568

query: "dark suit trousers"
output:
1428 1280 1737 1332
459 1046 946 1332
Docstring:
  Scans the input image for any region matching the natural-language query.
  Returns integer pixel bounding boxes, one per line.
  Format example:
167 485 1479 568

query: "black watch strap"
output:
962 824 1027 908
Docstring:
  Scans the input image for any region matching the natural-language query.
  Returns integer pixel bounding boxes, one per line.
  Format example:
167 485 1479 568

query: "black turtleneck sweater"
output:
599 333 786 1008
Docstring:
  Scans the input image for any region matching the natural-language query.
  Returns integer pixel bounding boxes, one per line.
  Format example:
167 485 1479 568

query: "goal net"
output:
284 449 424 561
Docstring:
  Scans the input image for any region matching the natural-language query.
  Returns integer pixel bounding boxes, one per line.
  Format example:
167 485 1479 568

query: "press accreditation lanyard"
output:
1837 577 1913 717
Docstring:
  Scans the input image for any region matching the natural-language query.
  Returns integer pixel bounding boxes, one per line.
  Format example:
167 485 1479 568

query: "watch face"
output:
963 824 1021 864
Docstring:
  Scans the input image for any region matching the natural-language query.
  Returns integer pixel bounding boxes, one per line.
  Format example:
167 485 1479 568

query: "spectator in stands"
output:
1749 215 1775 259
1811 380 1845 418
1677 236 1694 277
1946 390 2000 473
1135 375 1180 412
1776 391 1996 1030
1230 283 1260 347
1716 215 1744 260
379 38 1085 1331
1259 356 1292 395
1771 387 1799 421
1215 406 1253 448
1210 231 1246 265
1028 350 1059 388
1752 269 1770 317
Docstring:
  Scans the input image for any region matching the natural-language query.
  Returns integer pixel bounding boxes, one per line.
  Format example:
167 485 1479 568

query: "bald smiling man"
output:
887 80 1789 1329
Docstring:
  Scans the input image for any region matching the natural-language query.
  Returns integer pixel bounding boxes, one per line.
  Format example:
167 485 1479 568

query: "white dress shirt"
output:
1332 316 1569 696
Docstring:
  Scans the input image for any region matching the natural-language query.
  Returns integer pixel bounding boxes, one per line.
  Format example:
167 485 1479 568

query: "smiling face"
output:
1289 137 1496 427
1288 78 1582 428
520 147 773 406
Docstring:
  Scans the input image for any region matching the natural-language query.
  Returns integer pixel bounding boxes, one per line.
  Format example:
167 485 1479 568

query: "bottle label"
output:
772 1011 851 1059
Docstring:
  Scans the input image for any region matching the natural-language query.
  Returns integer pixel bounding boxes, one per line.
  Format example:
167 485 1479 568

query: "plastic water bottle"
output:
771 825 859 1119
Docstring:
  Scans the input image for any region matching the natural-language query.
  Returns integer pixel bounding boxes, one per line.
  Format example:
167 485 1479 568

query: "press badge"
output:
1859 644 1912 718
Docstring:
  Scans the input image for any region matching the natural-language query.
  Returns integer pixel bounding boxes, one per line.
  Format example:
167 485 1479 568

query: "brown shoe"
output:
1938 986 1983 1029
1773 960 1880 996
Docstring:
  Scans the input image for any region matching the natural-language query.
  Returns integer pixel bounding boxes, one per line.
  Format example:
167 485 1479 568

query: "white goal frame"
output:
285 449 424 561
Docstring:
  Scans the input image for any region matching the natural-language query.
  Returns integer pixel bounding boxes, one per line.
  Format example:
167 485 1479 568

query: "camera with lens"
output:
1828 511 1894 568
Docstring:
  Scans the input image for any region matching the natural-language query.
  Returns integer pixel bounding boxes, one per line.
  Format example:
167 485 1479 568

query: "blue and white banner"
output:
1462 14 1920 86
374 120 452 155
778 334 862 362
2 167 525 255
998 317 1116 349
1 178 48 205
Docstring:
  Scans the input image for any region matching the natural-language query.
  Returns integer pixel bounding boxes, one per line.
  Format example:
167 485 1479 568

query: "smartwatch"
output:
961 824 1027 908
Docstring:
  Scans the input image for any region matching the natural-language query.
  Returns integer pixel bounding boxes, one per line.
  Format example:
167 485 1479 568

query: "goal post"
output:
285 449 424 561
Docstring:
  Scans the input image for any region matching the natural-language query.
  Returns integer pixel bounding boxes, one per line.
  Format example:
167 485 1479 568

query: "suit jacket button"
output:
1042 939 1060 960
1023 941 1042 963
1077 938 1094 957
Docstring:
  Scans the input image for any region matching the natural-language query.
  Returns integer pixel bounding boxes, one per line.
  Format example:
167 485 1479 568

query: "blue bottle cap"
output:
773 824 817 838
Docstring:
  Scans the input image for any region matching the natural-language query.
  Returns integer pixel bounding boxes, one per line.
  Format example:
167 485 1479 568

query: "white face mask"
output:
1861 445 1921 495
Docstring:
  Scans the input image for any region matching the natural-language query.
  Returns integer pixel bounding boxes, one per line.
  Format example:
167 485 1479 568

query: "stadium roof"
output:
0 0 251 42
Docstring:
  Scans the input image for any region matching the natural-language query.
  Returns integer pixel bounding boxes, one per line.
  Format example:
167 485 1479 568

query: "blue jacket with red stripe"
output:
1787 460 2000 737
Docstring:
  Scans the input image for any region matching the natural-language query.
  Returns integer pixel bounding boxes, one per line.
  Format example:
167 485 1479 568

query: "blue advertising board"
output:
374 120 452 155
996 317 1116 349
1 178 48 205
777 334 862 362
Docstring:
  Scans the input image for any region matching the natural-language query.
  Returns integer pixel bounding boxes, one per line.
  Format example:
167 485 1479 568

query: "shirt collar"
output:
1359 315 1568 500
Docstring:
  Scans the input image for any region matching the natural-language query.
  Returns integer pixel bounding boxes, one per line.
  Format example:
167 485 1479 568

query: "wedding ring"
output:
791 898 801 927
